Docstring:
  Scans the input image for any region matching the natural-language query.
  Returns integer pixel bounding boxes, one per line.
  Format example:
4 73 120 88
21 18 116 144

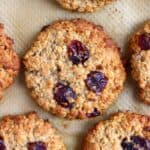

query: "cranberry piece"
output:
0 136 6 150
85 71 108 94
86 108 101 118
138 33 150 50
67 40 90 65
131 136 146 148
121 135 150 150
121 139 134 150
27 141 46 150
54 83 76 108
146 140 150 149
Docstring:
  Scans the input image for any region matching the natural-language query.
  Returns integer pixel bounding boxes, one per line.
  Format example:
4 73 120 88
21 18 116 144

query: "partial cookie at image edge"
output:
0 23 20 102
130 21 150 104
83 112 150 150
56 0 116 12
0 112 66 150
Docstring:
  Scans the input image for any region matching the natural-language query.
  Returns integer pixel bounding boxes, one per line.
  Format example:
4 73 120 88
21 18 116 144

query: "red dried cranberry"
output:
121 135 150 150
67 40 90 65
27 141 46 150
0 136 6 150
85 71 108 94
121 138 134 150
138 33 150 50
86 108 101 118
54 83 76 108
146 140 150 149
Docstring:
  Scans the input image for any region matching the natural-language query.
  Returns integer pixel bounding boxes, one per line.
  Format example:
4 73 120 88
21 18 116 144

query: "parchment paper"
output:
0 0 150 149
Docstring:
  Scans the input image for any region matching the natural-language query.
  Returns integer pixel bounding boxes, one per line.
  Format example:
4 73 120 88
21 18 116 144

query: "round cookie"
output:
0 112 66 150
56 0 116 12
130 21 150 104
0 24 20 101
23 19 126 119
83 112 150 150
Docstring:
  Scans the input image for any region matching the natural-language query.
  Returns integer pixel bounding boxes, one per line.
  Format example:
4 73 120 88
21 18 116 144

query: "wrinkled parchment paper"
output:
0 0 150 149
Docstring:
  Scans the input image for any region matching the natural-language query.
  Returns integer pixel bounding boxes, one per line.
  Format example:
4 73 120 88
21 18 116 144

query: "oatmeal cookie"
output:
83 112 150 150
24 19 126 119
0 112 66 150
0 24 20 101
130 21 150 104
56 0 116 12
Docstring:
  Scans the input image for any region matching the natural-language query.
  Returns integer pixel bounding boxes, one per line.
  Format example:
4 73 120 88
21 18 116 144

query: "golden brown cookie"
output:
56 0 116 12
0 24 20 101
0 112 66 150
83 112 150 150
130 21 150 104
24 19 126 119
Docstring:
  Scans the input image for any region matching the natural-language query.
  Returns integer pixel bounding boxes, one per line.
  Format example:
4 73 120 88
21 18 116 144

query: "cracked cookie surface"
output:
83 112 150 150
24 19 126 119
130 21 150 104
56 0 116 12
0 112 66 150
0 24 20 101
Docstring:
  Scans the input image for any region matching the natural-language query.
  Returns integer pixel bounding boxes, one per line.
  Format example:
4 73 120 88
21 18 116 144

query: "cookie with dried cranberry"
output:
23 19 126 119
56 0 116 12
0 112 66 150
130 21 150 104
0 24 20 101
83 112 150 150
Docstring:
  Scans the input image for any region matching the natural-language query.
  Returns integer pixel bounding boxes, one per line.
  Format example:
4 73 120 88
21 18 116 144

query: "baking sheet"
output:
0 0 150 149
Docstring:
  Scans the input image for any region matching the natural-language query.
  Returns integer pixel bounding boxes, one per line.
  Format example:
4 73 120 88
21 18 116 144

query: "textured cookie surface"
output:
0 24 20 101
24 19 126 119
57 0 116 12
83 112 150 150
130 21 150 104
0 112 66 150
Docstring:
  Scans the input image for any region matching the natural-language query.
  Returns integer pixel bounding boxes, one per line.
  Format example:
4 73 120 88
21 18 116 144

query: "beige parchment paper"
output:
0 0 150 149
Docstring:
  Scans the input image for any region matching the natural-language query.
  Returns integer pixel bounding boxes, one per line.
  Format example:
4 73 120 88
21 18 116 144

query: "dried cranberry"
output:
121 135 150 150
138 33 150 50
146 140 150 149
85 71 108 94
54 83 76 108
121 139 134 150
67 40 90 65
86 108 101 118
27 141 46 150
0 137 6 150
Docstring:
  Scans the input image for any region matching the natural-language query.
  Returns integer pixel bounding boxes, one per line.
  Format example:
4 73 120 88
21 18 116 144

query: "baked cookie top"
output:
130 21 150 104
0 112 66 150
56 0 116 12
24 19 126 119
0 24 20 101
83 112 150 150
